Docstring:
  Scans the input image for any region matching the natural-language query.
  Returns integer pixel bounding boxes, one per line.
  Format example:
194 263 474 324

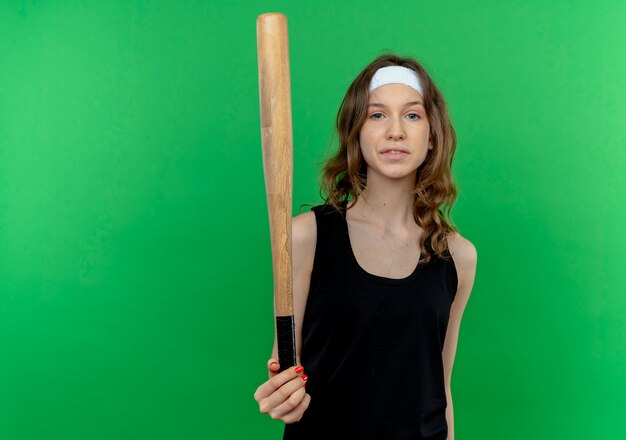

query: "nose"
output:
386 116 406 140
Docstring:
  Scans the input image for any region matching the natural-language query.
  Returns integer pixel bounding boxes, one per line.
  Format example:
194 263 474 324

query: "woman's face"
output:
359 83 431 183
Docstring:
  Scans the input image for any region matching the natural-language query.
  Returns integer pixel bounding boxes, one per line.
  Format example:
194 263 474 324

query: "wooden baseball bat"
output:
256 12 296 372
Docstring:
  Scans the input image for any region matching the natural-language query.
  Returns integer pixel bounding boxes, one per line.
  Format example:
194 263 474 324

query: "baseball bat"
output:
256 12 296 372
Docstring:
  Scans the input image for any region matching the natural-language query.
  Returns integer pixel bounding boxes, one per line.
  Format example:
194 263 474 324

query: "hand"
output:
253 359 311 424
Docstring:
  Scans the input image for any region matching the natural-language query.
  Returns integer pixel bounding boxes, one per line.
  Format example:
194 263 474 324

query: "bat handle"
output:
276 315 297 372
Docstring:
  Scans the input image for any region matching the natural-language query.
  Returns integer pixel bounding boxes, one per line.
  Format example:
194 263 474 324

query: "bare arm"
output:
443 233 478 439
254 210 317 423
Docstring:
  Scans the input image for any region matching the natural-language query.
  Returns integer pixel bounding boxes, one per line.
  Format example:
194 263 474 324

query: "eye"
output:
406 113 421 120
369 112 384 119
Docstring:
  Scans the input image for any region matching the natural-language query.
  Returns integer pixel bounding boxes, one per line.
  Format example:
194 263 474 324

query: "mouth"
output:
381 147 409 154
380 148 409 160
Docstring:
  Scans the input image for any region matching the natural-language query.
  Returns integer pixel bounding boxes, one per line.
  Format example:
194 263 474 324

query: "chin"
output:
380 171 418 181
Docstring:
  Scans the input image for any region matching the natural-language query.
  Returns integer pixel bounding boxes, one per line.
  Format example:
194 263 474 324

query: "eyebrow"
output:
368 101 424 108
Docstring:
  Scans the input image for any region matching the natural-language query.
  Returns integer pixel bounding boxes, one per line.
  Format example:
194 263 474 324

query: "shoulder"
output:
446 231 478 288
291 210 317 268
292 202 342 252
292 210 317 245
446 231 477 264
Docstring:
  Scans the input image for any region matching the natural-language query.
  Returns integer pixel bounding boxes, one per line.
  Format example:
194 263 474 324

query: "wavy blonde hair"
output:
316 52 459 265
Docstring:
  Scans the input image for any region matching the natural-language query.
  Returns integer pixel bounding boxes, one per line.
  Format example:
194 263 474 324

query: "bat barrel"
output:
256 12 296 371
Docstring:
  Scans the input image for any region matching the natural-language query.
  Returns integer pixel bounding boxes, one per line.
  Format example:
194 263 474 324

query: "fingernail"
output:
270 362 278 368
295 366 304 374
301 374 308 381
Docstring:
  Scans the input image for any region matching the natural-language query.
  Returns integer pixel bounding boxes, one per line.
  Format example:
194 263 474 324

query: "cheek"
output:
359 126 377 145
358 139 376 163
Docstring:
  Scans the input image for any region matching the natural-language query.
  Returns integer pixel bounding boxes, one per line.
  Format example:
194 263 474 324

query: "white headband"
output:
369 66 423 96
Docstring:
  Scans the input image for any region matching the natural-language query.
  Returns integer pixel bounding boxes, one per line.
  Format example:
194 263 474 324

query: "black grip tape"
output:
276 315 296 372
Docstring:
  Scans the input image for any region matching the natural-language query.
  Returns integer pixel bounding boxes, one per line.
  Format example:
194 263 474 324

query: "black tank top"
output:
283 201 458 440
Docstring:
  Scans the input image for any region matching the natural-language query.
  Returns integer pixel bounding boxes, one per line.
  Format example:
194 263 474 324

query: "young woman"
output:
254 52 477 440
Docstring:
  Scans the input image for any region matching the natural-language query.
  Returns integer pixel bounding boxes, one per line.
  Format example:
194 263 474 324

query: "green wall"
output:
1 1 624 438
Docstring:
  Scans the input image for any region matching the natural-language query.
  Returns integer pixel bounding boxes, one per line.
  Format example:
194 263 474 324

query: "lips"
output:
381 147 409 154
381 149 409 160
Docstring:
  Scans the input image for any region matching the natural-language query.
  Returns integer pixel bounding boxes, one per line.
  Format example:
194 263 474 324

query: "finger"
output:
267 379 308 420
267 359 280 374
282 392 312 424
254 365 304 402
258 372 307 413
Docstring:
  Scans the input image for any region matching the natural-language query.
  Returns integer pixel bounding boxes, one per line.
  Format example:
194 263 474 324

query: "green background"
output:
1 1 624 438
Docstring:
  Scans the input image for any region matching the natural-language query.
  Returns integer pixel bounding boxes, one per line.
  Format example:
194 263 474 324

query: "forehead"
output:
368 83 423 105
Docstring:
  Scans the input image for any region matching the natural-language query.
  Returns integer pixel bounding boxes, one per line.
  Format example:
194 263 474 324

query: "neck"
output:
348 172 417 230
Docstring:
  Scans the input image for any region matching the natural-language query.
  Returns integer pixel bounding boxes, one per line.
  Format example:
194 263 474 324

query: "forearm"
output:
445 387 454 440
